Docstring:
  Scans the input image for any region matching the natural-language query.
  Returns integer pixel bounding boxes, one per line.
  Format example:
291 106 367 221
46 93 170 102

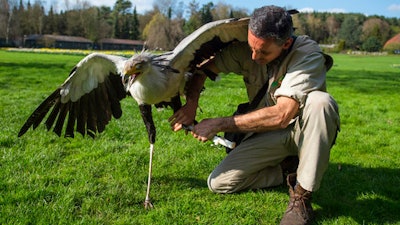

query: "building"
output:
97 38 144 51
23 35 145 51
24 34 93 49
383 33 400 54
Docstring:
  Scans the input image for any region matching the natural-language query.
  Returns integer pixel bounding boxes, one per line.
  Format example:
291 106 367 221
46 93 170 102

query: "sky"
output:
52 0 400 18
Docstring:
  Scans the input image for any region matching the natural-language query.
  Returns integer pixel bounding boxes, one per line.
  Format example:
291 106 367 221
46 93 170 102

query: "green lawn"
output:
0 50 399 224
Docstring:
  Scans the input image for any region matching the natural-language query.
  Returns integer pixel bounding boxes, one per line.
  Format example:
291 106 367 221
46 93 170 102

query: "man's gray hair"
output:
249 5 294 45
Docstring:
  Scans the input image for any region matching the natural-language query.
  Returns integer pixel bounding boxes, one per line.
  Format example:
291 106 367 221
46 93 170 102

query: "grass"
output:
0 50 399 224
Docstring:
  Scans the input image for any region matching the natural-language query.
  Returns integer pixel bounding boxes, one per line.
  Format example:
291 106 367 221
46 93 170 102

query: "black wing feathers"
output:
53 102 69 136
107 72 126 118
18 72 127 138
76 95 88 136
65 101 78 138
18 89 61 137
191 36 231 67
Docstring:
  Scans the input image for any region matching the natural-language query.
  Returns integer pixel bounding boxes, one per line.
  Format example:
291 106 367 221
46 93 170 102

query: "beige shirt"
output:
214 35 333 110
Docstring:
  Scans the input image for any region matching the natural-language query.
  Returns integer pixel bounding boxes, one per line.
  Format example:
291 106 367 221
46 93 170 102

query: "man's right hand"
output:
168 103 197 132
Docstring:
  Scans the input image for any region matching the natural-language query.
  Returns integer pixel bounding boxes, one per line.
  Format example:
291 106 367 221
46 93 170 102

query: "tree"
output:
55 10 67 35
362 18 390 45
200 2 213 25
23 0 45 35
153 0 175 18
362 36 382 52
43 6 56 34
65 9 83 36
229 7 249 19
325 15 340 43
305 13 326 43
0 0 19 44
338 15 363 49
142 12 184 50
114 0 131 14
130 6 140 40
292 13 309 36
80 7 103 41
143 12 168 49
183 0 201 35
113 0 132 38
1 0 398 51
211 2 229 20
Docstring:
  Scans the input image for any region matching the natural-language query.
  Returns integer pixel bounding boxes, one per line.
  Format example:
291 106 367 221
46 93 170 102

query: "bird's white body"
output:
127 55 185 105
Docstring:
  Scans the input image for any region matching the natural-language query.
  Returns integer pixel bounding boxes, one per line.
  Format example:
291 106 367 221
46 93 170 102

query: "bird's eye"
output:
135 64 142 69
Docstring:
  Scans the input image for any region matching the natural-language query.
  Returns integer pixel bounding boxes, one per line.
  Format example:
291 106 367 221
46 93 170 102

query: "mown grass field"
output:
0 50 399 224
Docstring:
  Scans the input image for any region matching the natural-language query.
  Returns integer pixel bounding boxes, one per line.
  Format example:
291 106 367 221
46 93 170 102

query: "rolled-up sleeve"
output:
274 52 327 108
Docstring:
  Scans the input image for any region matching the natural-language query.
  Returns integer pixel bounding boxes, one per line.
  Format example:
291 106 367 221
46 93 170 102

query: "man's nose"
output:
251 51 260 61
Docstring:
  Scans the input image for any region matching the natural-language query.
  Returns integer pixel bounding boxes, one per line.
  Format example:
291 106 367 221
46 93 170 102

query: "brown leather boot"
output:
280 173 313 225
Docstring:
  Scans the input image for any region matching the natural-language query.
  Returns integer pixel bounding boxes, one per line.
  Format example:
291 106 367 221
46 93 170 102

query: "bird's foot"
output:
144 199 154 209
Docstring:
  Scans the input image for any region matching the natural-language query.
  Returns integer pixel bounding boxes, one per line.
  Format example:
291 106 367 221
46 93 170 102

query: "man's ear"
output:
282 37 294 50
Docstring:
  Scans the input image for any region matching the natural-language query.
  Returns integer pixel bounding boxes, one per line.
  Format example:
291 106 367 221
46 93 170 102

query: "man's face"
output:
247 30 292 65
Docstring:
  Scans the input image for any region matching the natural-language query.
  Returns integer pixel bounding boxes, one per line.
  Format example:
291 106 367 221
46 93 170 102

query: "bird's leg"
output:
144 143 154 209
139 104 156 209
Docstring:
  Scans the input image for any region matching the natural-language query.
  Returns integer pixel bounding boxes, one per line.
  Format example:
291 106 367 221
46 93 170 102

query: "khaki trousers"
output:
208 91 340 193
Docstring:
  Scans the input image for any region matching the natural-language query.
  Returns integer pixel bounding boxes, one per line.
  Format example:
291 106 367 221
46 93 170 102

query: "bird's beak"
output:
123 62 141 87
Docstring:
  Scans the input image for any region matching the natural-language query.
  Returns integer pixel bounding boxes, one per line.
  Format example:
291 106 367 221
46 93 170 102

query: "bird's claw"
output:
144 200 154 209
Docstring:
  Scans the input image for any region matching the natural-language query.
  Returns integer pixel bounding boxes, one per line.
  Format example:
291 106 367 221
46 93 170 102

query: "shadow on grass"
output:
315 163 400 224
0 61 69 70
328 69 400 95
155 163 400 224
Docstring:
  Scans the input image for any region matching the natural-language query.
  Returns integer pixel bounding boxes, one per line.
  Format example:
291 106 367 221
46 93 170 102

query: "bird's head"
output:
123 53 153 87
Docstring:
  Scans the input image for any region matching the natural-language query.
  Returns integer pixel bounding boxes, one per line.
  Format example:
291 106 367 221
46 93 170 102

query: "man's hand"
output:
169 70 207 132
168 103 197 132
190 118 220 142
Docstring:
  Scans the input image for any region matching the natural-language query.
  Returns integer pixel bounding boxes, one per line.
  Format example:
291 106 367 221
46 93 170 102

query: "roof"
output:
25 34 92 43
98 38 144 45
384 33 400 48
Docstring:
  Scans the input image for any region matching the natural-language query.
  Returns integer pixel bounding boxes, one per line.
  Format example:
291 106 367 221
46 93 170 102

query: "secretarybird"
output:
18 18 249 208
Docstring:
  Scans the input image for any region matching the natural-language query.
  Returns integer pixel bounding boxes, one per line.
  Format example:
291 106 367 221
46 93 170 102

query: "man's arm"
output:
169 70 208 131
190 96 299 142
232 96 299 132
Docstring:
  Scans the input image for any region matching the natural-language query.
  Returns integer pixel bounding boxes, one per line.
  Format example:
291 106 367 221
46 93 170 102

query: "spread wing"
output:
164 17 250 78
18 53 128 138
163 10 298 79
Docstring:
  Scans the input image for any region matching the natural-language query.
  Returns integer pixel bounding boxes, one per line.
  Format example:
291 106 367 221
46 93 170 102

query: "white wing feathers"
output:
60 53 128 103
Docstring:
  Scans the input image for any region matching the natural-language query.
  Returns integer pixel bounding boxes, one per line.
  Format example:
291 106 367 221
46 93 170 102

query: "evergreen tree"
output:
113 0 132 38
362 36 382 52
338 16 363 49
131 6 140 40
113 13 120 38
200 2 213 25
43 6 56 34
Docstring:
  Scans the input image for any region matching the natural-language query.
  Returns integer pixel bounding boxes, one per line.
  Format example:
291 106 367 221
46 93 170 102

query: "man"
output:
169 5 340 225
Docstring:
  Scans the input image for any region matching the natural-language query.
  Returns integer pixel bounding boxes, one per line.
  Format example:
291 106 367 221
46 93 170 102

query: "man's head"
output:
248 5 294 64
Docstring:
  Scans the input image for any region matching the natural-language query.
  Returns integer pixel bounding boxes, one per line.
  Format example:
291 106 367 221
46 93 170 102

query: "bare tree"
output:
142 12 183 50
362 17 391 45
326 15 340 42
0 0 18 44
211 2 230 20
0 0 9 39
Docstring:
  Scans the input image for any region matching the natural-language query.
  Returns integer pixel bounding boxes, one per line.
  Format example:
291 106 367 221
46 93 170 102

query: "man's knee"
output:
305 91 338 113
303 91 340 147
207 173 237 194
